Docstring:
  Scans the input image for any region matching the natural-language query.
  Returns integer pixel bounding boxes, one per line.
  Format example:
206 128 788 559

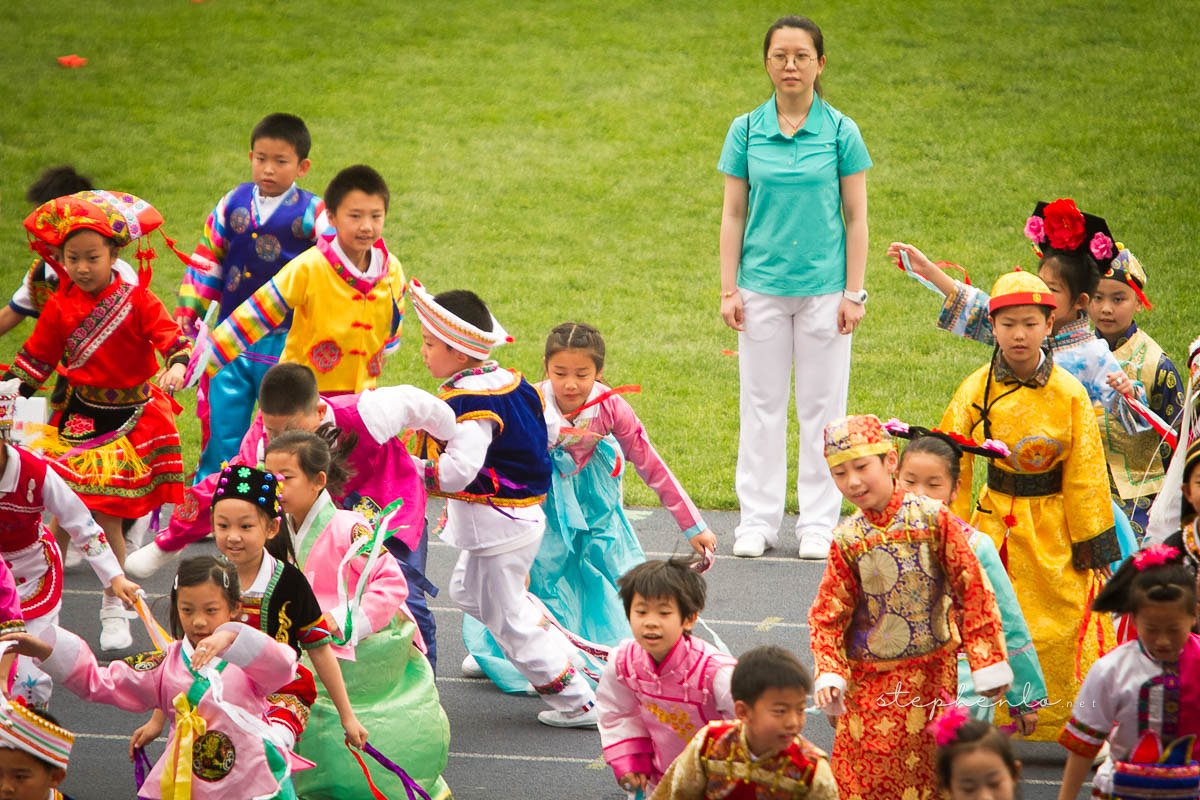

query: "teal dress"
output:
464 435 644 692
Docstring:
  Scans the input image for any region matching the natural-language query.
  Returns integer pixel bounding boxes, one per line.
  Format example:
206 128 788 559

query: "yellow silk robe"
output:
940 354 1119 741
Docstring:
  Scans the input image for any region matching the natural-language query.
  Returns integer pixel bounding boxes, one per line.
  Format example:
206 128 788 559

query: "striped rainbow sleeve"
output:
207 278 291 371
176 195 231 319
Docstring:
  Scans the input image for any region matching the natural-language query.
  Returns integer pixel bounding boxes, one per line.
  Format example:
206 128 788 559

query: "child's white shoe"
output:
124 541 177 578
460 655 486 678
99 597 133 651
538 705 598 729
798 531 832 560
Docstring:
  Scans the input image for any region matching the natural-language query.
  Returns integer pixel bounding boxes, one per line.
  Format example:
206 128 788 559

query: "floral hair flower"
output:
1090 232 1114 261
1023 215 1045 244
927 705 971 747
1133 544 1180 572
980 439 1012 458
1042 198 1087 251
883 418 910 436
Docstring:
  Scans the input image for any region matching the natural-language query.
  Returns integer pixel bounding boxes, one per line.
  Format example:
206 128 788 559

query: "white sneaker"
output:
62 543 84 569
124 513 152 552
732 533 767 558
461 654 486 678
124 542 177 579
538 705 599 729
798 532 832 560
99 602 133 651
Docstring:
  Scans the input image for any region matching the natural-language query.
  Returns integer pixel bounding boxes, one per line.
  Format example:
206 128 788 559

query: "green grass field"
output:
1 1 1197 513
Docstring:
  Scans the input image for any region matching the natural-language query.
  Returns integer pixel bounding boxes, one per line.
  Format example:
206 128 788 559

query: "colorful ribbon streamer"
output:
133 592 174 653
345 740 433 800
331 498 405 647
133 745 153 791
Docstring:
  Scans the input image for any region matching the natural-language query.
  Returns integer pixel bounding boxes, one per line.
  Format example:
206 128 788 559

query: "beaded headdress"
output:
1102 247 1153 309
213 464 281 518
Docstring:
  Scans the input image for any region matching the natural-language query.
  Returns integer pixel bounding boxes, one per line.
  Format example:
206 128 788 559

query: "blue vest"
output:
445 378 552 501
217 182 318 323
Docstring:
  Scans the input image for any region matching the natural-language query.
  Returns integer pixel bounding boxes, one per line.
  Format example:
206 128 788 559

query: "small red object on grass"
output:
720 349 738 357
56 54 88 68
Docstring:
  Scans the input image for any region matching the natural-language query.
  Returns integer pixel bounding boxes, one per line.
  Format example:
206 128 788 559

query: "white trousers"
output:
14 606 58 709
735 289 851 546
448 534 595 712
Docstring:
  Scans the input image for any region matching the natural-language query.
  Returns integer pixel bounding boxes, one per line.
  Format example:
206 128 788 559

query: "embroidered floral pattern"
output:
63 414 96 437
308 339 342 373
64 282 134 371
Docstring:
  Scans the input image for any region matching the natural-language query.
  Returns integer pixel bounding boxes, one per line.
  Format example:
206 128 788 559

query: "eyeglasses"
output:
767 52 816 69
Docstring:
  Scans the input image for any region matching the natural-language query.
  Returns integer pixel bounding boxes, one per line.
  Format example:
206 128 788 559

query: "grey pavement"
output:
51 504 1080 798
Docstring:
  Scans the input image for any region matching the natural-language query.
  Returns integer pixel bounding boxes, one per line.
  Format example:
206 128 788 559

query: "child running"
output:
651 645 836 799
888 420 1048 733
265 429 450 800
175 113 327 481
2 191 182 653
2 556 303 800
129 464 366 759
410 281 598 728
939 269 1120 740
207 164 405 395
125 362 454 668
0 690 77 800
929 710 1023 800
809 414 1010 799
463 321 716 691
1057 544 1200 799
597 559 735 797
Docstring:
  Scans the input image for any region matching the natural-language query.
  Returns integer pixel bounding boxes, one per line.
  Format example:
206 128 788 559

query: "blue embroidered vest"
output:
442 378 552 504
217 182 318 324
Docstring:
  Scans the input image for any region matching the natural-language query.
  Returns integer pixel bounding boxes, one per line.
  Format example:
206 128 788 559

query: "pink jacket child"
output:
291 490 417 658
36 622 301 800
597 635 736 788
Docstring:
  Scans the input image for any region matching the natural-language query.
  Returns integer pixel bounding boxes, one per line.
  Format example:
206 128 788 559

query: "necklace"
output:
777 108 806 134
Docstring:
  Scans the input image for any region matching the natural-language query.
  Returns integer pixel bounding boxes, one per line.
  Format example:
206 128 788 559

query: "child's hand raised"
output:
0 632 52 661
887 242 957 297
190 629 237 670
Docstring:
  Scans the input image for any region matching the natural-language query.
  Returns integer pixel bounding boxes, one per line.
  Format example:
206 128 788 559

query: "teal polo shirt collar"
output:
763 94 827 140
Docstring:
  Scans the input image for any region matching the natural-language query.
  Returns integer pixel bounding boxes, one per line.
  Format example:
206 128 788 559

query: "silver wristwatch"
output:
842 288 868 305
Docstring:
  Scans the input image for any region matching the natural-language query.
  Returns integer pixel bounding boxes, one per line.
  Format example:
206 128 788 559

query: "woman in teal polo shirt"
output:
718 15 872 560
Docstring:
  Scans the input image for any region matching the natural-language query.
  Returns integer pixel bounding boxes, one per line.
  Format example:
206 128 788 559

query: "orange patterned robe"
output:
808 486 1009 800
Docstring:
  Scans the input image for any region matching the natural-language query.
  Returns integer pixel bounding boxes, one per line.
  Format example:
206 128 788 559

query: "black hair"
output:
617 557 707 622
935 719 1021 791
265 425 356 498
1092 547 1198 615
169 556 240 639
1040 250 1101 306
258 363 320 417
434 290 493 333
26 165 94 205
61 227 118 251
730 645 813 705
763 16 825 95
250 113 312 161
1181 447 1200 526
325 164 389 213
899 435 963 485
544 322 606 372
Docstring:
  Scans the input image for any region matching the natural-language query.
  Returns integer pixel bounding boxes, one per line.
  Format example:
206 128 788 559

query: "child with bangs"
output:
1057 545 1200 799
808 414 1009 799
889 421 1047 734
597 558 735 797
939 270 1119 742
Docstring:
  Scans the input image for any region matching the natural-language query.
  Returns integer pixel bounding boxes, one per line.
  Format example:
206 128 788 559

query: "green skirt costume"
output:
294 618 451 799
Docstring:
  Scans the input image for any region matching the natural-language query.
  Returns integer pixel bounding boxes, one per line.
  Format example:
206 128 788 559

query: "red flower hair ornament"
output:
1133 544 1181 572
